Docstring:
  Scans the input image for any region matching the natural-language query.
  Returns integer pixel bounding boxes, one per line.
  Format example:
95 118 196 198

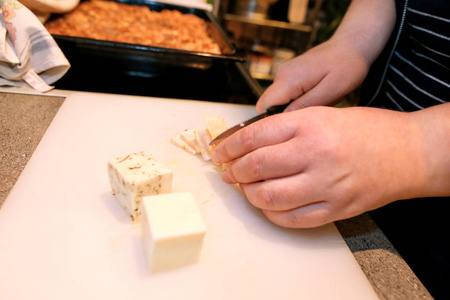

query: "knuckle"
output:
285 212 303 227
256 185 277 210
239 125 258 151
264 210 303 229
246 154 263 179
271 203 334 229
222 164 237 183
215 143 231 161
243 182 278 210
220 145 232 162
216 141 233 163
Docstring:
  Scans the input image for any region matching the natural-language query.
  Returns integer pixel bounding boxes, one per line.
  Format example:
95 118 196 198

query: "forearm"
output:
411 103 450 198
330 0 397 66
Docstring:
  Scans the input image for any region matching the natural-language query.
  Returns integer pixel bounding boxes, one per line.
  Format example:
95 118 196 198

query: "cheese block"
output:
107 151 173 221
142 192 206 273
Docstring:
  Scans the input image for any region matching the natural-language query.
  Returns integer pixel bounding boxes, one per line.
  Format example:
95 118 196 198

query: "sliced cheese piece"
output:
179 129 200 153
142 192 206 273
107 151 173 221
194 128 212 161
204 114 228 139
170 134 198 155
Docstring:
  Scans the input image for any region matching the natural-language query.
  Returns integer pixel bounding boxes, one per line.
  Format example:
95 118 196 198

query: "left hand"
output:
211 105 427 228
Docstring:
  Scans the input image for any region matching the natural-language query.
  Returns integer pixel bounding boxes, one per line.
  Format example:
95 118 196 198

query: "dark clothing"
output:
359 1 450 298
361 0 450 111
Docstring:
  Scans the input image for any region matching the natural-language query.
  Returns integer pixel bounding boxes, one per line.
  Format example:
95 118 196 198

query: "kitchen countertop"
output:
0 90 433 299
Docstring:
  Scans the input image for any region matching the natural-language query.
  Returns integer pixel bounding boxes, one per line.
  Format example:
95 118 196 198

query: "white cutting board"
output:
0 92 378 300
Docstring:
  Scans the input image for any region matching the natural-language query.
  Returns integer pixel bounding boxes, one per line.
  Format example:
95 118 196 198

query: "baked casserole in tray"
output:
45 0 244 71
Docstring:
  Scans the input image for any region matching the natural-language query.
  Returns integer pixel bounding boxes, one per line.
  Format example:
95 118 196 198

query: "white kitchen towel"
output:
0 0 70 92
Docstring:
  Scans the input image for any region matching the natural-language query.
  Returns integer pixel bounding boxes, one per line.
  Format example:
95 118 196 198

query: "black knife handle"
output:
266 101 293 115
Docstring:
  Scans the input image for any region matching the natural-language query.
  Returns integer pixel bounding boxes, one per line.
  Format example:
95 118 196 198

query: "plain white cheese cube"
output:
142 192 206 273
107 151 173 221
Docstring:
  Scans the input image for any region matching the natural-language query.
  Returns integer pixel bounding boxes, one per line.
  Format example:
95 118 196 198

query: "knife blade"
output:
209 102 291 147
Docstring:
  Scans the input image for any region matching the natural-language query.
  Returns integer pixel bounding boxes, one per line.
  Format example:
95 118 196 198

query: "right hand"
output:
211 105 432 228
256 40 370 113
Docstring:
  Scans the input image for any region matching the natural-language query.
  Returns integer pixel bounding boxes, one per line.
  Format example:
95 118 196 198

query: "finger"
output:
256 78 306 114
211 113 296 164
257 75 330 114
262 202 333 229
238 172 320 211
286 70 366 112
256 58 330 113
221 138 306 184
283 79 341 113
261 68 362 115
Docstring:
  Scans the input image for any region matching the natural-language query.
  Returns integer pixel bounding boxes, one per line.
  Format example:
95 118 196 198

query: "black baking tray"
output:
47 0 245 73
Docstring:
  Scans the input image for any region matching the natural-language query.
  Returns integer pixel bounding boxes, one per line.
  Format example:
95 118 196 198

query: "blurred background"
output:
25 0 354 105
217 0 351 82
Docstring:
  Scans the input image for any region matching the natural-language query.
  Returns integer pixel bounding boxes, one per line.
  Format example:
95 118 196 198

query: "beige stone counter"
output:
0 91 433 299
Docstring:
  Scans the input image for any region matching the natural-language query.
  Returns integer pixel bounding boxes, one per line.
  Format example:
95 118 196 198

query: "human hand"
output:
211 106 428 228
256 40 370 114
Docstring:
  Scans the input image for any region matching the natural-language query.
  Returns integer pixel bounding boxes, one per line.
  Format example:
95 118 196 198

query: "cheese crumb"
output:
142 192 206 273
107 151 173 221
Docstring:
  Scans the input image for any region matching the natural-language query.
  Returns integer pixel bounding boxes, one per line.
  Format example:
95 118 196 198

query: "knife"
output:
209 102 291 147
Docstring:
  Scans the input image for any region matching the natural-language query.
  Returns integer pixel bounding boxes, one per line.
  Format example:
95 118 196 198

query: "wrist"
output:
410 104 450 197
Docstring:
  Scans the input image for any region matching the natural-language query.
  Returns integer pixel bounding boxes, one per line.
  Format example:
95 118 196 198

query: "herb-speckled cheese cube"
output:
107 151 173 221
142 192 206 273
